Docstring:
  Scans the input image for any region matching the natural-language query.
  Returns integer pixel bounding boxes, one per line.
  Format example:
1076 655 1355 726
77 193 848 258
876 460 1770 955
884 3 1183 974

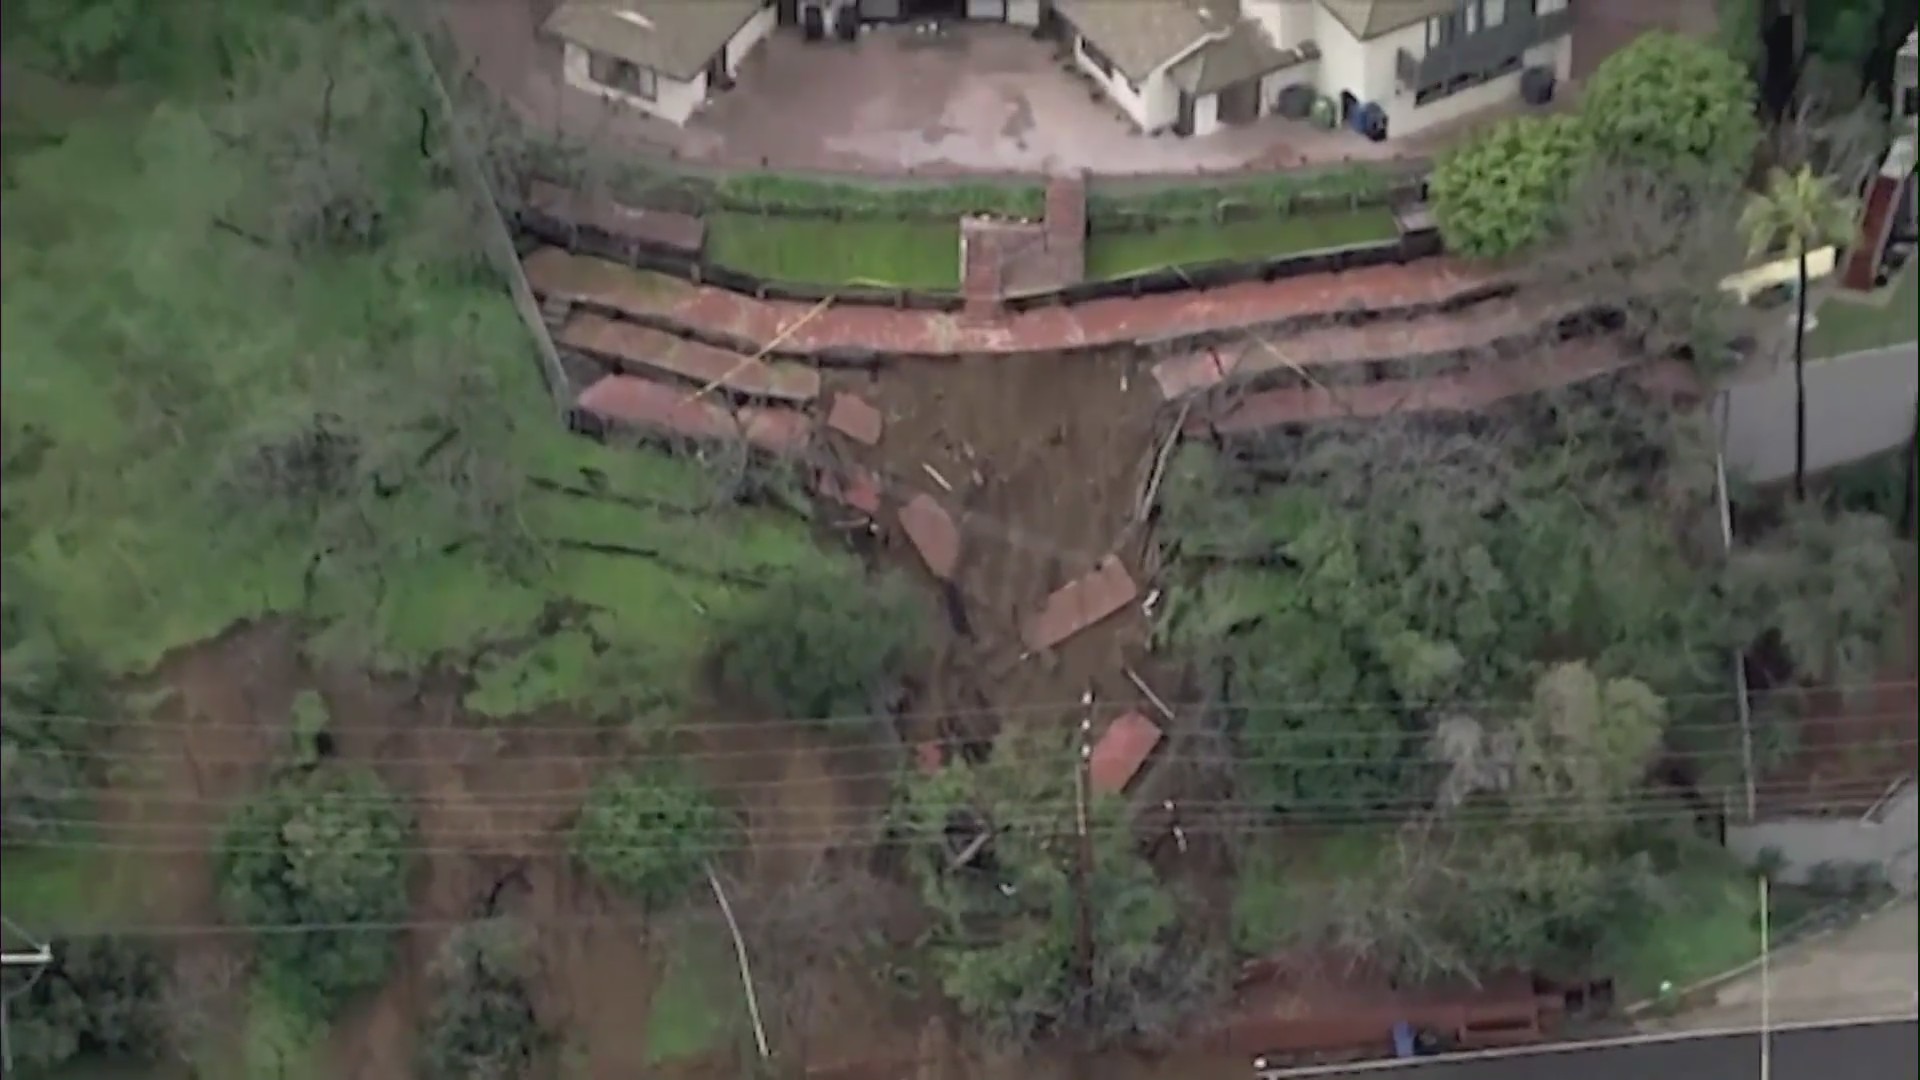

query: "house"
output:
1054 0 1575 140
545 0 778 125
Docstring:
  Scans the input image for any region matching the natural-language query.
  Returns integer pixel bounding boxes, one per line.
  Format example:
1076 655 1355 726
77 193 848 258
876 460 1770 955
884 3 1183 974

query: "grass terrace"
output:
1084 205 1400 282
705 212 963 291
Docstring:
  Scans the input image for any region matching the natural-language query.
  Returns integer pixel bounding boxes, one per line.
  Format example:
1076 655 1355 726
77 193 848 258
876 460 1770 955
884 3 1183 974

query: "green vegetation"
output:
644 927 744 1064
1084 206 1398 280
712 567 927 726
893 724 1222 1047
1428 116 1590 259
1580 32 1760 178
2 936 169 1074
573 767 728 906
420 920 552 1080
1430 33 1757 261
216 768 413 1017
1085 164 1401 229
1809 262 1920 357
705 212 962 290
712 173 1044 220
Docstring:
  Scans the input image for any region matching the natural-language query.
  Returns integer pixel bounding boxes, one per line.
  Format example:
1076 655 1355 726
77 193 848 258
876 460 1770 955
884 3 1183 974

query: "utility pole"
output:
2 917 55 1073
1759 873 1773 1080
1072 687 1097 1030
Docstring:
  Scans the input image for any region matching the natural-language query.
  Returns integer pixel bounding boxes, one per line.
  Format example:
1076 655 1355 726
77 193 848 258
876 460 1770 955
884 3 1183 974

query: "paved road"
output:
1721 342 1918 483
1297 1021 1918 1080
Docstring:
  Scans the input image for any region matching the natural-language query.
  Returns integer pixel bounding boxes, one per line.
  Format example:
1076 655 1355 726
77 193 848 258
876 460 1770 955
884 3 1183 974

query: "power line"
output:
6 677 1908 738
5 778 1898 856
13 729 1914 808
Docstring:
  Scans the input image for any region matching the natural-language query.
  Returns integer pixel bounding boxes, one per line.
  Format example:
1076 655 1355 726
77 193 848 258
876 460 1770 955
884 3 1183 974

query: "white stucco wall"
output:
1191 91 1222 137
725 4 776 74
1308 8 1571 140
1073 34 1177 132
562 40 707 126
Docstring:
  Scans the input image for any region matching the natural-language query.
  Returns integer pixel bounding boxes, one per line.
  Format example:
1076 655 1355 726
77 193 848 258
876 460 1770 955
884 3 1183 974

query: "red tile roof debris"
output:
826 392 885 445
573 375 811 456
559 313 820 403
817 466 883 515
1022 555 1139 652
1089 710 1163 795
898 493 961 580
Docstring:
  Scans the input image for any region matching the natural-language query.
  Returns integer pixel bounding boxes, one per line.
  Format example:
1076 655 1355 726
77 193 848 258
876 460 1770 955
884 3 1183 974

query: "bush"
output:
1086 164 1401 229
216 767 413 1017
1580 32 1759 179
713 173 1045 221
1 594 111 838
1429 115 1590 259
573 768 727 906
712 568 926 725
2 935 169 1072
419 919 550 1080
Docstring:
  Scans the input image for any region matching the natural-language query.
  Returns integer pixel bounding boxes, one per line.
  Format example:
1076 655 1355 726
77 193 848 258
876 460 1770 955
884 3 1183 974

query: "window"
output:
1482 0 1507 28
1426 12 1461 48
1904 85 1919 119
1080 34 1115 79
589 51 657 100
1535 0 1566 14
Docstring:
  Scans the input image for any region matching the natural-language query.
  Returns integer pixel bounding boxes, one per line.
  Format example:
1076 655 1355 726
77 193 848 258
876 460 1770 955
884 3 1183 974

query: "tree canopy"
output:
1428 115 1590 259
712 567 927 725
419 919 551 1080
216 767 413 1017
572 767 728 906
1580 32 1761 179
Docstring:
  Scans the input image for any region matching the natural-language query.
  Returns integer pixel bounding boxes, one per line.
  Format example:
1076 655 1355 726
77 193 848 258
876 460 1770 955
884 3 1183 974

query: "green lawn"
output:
644 927 743 1065
704 212 961 290
1807 260 1920 359
1085 207 1400 281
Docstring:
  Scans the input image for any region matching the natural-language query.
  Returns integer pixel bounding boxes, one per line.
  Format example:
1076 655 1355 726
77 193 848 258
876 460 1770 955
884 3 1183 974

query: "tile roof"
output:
1089 711 1163 795
1054 0 1230 81
1168 23 1314 96
1318 0 1466 41
543 0 763 82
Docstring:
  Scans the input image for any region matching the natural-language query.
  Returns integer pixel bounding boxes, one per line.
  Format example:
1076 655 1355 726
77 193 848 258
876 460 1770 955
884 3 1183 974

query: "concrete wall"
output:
1072 33 1176 132
1721 344 1920 484
1727 783 1919 894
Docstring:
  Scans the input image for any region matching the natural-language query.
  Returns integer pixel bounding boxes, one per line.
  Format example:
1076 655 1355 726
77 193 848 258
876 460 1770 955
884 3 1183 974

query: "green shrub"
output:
1087 164 1400 229
4 935 169 1072
713 174 1044 220
573 768 727 906
420 919 551 1080
216 768 413 1017
712 568 926 726
1581 31 1759 179
1429 115 1591 259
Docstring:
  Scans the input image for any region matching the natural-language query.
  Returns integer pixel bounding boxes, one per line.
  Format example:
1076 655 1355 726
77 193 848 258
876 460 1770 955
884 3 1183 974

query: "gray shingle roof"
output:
1168 21 1314 95
1318 0 1468 41
543 0 763 82
1054 0 1230 82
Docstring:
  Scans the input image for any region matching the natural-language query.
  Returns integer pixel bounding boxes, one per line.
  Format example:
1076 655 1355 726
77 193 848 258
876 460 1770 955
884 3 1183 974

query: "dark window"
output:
1426 12 1462 48
1904 85 1919 119
589 51 657 100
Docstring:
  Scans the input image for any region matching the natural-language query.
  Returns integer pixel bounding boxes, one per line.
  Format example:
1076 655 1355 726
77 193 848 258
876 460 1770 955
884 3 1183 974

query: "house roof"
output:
543 0 763 82
1054 0 1233 82
1318 0 1466 41
1088 711 1164 795
1168 23 1315 96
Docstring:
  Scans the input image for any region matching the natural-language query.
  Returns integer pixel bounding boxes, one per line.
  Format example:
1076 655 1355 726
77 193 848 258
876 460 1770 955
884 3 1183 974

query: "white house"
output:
1053 0 1574 140
546 0 778 126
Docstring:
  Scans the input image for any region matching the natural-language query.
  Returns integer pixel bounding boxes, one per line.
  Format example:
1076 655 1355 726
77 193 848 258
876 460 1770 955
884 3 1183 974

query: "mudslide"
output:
820 351 1168 757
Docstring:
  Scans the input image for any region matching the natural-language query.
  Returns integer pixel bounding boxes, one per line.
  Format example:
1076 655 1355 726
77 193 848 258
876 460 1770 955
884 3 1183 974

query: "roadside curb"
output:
1620 894 1910 1019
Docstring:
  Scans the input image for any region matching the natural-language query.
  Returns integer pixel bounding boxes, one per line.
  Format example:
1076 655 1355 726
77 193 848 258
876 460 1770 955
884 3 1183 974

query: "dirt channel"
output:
828 348 1170 750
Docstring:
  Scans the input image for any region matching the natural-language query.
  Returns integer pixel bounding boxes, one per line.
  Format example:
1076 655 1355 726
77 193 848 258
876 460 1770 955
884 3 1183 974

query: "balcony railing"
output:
1395 7 1573 94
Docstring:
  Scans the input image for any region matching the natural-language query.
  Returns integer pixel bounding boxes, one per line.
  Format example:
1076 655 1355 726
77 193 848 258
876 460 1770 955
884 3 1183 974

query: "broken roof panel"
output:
1089 711 1164 795
899 494 961 581
559 312 821 403
1022 555 1139 653
573 375 811 456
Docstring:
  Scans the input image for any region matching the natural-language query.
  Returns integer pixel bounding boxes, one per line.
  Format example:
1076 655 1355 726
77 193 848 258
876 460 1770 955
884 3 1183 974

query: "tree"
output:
1 935 169 1072
0 588 111 838
1726 504 1909 693
1581 32 1762 179
419 919 551 1080
215 767 413 1017
1508 663 1667 818
1739 165 1860 499
711 567 926 726
1428 115 1590 259
572 767 727 906
892 726 1217 1048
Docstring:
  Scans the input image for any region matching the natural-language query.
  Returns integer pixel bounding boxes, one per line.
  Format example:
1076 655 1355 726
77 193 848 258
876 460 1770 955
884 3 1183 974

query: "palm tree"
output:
1738 165 1858 501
